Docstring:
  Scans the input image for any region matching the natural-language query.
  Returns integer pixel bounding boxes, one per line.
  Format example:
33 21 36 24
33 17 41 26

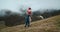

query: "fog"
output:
0 0 60 16
0 0 60 25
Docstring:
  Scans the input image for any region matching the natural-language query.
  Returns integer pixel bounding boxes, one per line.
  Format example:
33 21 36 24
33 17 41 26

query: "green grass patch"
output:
55 20 60 30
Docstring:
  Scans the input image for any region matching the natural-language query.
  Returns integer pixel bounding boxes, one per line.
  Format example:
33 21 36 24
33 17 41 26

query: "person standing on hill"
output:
25 7 32 27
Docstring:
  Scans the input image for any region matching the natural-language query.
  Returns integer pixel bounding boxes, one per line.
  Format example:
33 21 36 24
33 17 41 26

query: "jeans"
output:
25 15 30 27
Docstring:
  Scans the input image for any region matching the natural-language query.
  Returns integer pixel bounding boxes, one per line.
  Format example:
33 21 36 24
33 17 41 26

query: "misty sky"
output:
0 0 60 12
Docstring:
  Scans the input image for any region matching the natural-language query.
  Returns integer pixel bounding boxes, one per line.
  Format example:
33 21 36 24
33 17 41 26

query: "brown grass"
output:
0 15 60 32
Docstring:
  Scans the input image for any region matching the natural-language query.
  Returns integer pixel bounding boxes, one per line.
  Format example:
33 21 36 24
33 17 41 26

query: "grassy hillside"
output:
0 15 60 32
0 21 7 30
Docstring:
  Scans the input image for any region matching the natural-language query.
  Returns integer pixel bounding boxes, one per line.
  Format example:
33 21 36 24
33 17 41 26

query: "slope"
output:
0 15 60 32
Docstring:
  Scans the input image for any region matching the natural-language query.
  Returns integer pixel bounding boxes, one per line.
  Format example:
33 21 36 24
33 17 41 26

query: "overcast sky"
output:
0 0 60 12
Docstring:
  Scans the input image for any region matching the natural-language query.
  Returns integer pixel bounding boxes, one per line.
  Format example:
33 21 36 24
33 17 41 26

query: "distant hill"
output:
0 15 60 32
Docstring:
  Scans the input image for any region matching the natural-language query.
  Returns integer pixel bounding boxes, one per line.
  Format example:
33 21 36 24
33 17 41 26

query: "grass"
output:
0 21 7 30
0 15 60 32
54 20 60 30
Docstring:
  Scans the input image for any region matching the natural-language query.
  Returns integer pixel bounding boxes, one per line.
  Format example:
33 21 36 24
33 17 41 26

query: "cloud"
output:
0 0 60 12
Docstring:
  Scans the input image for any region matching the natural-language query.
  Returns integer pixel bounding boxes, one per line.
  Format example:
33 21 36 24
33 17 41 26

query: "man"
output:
25 7 32 27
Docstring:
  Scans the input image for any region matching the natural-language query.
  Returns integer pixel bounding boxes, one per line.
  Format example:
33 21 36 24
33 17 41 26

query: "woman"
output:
25 7 32 27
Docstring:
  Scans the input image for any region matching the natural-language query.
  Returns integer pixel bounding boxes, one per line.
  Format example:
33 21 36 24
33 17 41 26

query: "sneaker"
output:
25 25 26 27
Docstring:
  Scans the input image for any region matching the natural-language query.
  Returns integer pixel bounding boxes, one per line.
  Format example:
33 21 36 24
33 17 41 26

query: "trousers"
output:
25 15 30 27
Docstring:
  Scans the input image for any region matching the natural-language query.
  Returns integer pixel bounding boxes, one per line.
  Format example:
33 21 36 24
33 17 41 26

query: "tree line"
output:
0 9 60 26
